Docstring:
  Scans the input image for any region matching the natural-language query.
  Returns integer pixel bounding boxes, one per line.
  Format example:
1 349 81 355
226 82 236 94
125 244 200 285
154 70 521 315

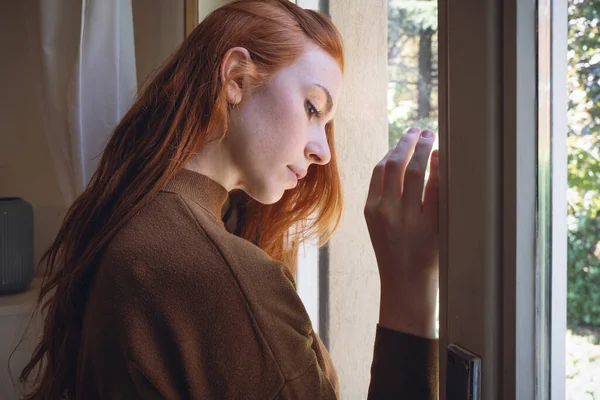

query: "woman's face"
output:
224 47 343 204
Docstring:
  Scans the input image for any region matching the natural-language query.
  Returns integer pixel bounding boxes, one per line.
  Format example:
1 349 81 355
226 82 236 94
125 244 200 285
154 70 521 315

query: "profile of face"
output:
221 46 343 205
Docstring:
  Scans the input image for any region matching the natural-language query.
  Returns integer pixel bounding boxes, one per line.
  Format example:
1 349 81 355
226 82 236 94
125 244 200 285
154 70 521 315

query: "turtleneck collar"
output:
160 168 229 222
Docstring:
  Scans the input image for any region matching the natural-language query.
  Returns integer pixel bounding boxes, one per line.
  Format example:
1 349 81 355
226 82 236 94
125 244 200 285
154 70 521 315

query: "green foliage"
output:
388 0 438 31
567 0 600 327
389 117 438 148
387 0 438 148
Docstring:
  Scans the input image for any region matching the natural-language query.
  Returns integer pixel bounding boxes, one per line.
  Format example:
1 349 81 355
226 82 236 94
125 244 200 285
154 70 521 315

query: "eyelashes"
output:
305 100 322 119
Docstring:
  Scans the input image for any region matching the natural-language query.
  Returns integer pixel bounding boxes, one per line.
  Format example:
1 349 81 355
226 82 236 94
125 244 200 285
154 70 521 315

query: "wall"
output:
0 1 67 273
199 0 229 21
327 0 389 398
132 0 184 87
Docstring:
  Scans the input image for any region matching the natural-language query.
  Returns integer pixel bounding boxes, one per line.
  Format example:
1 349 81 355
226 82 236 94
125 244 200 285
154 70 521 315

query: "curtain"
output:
39 0 137 205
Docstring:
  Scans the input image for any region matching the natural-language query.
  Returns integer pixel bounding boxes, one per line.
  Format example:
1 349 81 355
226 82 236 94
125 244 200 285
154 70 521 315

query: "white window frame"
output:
549 0 568 397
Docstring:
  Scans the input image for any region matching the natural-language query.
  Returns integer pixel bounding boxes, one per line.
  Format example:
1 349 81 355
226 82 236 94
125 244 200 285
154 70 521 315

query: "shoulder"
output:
86 192 287 398
96 191 230 303
108 191 219 263
91 191 263 344
96 191 326 383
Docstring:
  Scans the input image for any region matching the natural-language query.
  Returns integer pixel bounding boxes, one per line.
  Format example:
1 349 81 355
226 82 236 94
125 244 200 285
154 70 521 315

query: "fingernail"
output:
421 130 433 138
407 127 421 134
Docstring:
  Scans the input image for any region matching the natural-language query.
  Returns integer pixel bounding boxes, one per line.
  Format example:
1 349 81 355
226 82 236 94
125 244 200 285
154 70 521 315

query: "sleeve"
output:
276 360 339 399
367 325 439 400
274 325 438 400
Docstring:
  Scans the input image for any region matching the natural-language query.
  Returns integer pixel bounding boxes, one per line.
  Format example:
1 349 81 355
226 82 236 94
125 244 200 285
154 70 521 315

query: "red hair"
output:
18 0 344 398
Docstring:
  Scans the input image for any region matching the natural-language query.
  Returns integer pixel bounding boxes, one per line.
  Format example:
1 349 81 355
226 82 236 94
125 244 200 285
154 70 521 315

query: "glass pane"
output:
388 0 438 148
387 0 439 336
566 0 600 397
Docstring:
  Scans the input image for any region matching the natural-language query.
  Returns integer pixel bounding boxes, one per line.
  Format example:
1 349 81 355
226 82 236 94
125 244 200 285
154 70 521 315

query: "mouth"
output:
288 166 299 185
288 166 307 180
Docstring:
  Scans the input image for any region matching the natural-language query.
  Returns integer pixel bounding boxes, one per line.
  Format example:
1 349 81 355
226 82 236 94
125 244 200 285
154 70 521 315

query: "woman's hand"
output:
364 127 439 339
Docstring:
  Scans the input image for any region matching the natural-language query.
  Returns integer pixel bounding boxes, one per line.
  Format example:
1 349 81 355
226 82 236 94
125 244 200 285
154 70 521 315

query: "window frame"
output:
438 0 567 398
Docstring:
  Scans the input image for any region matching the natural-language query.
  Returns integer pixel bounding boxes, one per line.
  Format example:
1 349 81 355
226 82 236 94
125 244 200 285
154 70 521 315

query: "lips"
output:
288 166 307 180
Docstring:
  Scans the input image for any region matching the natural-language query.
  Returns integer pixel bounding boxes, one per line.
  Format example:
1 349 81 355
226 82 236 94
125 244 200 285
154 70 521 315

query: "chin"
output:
243 185 285 205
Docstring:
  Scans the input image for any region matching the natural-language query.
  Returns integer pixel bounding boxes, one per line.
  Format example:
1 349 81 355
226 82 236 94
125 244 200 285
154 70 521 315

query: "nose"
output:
305 130 331 166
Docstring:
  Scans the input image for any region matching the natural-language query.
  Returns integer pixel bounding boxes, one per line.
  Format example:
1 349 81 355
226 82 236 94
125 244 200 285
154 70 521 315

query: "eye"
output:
305 101 322 119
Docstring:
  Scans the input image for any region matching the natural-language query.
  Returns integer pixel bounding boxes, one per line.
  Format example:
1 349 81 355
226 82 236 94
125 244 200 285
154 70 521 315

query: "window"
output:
438 0 567 397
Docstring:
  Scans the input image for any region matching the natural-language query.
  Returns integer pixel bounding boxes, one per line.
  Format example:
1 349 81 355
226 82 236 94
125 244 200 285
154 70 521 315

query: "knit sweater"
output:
76 168 439 399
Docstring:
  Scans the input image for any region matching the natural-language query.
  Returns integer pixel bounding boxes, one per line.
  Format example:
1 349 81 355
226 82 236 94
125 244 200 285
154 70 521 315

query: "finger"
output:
366 155 388 204
402 130 436 210
367 127 420 203
382 127 421 199
423 149 439 231
366 140 399 204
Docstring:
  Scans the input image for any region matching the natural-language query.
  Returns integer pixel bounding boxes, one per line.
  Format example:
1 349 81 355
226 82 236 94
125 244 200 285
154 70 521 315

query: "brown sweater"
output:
77 169 438 399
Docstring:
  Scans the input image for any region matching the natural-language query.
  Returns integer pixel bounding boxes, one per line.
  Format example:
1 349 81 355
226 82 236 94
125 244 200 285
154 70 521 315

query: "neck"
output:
183 130 241 193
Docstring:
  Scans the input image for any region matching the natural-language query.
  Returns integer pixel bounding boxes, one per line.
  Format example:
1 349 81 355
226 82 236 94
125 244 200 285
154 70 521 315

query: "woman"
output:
20 0 439 398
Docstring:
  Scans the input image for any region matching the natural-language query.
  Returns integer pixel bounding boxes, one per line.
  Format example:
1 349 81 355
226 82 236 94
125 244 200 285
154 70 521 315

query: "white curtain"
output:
39 0 137 205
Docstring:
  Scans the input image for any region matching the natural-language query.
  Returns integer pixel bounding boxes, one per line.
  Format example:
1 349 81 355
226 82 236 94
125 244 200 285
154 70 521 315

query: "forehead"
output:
273 47 343 98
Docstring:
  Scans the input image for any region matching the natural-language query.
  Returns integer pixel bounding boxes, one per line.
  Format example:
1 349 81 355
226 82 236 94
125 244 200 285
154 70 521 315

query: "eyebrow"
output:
314 84 334 114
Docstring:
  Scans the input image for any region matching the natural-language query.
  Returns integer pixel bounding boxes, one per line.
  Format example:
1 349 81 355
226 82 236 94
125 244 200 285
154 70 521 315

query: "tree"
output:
387 0 438 148
567 0 600 327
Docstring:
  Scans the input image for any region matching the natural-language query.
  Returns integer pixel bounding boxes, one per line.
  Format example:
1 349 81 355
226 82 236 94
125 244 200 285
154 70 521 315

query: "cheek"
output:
233 89 307 165
262 99 306 153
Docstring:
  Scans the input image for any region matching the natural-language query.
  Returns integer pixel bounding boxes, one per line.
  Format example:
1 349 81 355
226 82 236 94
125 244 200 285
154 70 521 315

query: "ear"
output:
220 47 253 106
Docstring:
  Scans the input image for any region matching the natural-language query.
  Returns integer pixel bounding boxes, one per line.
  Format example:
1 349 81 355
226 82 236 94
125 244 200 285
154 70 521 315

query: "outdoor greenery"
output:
387 0 438 148
388 0 600 396
567 0 600 328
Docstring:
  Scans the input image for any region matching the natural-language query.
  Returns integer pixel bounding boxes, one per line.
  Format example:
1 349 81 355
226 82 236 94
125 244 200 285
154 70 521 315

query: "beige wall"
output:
132 0 184 87
327 0 389 398
199 0 230 21
0 1 67 271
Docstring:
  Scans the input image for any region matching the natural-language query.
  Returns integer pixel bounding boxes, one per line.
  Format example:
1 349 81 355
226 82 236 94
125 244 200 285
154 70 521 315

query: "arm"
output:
368 326 439 399
364 127 440 398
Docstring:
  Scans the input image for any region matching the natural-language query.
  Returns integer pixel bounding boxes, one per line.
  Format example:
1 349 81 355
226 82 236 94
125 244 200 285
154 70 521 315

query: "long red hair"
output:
17 0 344 398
